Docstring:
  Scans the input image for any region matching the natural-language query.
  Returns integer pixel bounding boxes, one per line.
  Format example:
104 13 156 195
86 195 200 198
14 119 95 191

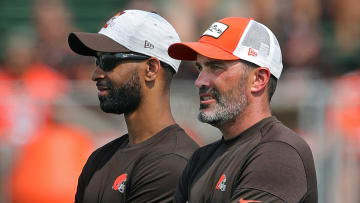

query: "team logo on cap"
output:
112 173 128 193
202 22 228 39
215 174 227 191
104 11 125 28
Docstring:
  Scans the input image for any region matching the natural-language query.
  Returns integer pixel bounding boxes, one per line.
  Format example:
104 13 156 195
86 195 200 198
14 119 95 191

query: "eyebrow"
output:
195 60 226 68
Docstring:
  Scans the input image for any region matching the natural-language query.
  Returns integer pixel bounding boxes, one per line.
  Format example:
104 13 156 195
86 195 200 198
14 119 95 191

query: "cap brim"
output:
68 32 130 56
168 42 239 61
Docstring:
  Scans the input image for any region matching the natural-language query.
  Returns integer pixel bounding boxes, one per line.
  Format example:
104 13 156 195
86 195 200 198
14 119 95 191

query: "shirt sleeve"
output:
231 142 307 203
126 154 188 203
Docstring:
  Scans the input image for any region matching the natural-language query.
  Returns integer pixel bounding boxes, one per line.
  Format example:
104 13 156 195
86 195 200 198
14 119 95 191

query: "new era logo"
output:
144 40 154 49
248 48 258 57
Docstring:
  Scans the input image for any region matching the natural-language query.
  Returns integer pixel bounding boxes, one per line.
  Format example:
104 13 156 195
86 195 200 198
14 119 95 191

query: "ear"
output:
250 67 271 93
144 58 161 82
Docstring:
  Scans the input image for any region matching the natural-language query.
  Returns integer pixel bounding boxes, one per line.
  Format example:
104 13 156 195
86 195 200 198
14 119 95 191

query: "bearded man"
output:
168 17 318 203
68 10 198 203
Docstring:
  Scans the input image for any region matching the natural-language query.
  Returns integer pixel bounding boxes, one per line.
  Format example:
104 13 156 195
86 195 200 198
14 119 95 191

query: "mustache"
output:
96 80 113 90
198 85 220 101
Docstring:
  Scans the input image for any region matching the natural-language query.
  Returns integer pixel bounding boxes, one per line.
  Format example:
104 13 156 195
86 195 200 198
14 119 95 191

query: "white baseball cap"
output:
168 17 283 78
68 10 181 72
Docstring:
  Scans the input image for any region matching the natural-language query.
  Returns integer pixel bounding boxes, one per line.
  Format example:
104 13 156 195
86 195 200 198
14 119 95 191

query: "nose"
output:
91 66 106 81
195 70 210 89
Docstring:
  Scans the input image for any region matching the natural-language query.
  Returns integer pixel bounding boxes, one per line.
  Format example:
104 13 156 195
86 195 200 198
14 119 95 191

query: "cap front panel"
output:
132 12 181 70
98 10 146 52
98 10 181 72
199 18 251 56
166 17 283 78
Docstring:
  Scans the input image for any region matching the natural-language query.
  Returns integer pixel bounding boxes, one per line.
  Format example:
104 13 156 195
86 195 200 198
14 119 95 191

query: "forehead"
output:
196 54 221 64
195 55 230 70
195 54 243 69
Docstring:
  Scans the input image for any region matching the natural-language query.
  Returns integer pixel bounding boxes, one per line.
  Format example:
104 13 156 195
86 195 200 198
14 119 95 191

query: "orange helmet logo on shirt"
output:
112 173 128 193
239 198 261 203
215 174 227 191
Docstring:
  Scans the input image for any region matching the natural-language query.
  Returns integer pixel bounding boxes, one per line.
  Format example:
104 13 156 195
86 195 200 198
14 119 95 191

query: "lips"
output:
199 93 216 105
96 86 109 91
200 93 213 101
96 81 111 96
96 80 112 91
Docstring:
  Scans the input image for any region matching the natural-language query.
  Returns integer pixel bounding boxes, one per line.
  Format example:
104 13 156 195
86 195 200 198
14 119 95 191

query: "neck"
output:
124 93 175 145
217 102 271 140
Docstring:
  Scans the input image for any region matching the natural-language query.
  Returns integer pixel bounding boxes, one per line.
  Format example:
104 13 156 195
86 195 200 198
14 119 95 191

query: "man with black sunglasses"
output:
68 10 198 203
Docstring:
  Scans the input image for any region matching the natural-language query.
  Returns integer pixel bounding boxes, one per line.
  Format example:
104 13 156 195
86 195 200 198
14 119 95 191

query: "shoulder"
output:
258 118 316 178
87 135 128 164
236 142 308 202
150 124 199 161
173 125 200 159
260 118 314 160
238 119 317 201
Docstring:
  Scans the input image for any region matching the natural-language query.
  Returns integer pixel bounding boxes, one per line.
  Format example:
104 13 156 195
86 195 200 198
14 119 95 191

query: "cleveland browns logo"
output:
216 174 227 191
112 173 128 193
239 198 261 203
104 11 125 28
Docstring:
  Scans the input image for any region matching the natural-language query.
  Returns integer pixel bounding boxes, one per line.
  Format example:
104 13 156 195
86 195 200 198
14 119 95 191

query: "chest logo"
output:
239 198 261 203
112 173 128 193
215 174 227 191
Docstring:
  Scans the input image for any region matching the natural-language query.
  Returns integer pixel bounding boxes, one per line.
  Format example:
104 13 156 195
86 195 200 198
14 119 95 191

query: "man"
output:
67 10 198 203
168 17 318 202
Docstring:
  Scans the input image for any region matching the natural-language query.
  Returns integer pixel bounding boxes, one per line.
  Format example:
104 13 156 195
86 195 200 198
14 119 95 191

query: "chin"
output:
198 110 216 123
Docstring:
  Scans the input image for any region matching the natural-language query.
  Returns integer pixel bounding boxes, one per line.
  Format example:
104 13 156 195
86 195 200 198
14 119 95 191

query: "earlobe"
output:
145 58 160 82
250 68 270 93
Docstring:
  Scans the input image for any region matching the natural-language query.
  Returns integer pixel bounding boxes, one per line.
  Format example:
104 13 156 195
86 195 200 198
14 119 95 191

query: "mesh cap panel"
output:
241 22 270 57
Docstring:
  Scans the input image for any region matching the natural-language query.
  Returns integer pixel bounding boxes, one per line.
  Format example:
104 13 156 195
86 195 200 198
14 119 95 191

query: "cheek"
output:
214 72 244 93
108 69 137 87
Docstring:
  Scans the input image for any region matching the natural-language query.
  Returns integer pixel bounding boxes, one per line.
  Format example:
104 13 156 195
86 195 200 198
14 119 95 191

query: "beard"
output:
198 78 248 125
98 71 141 114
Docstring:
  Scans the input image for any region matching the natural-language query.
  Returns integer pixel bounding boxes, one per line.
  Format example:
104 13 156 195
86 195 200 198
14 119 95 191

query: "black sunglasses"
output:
95 52 150 71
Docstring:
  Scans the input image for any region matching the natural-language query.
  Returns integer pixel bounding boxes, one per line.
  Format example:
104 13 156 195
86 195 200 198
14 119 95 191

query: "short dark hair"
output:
135 51 175 88
240 59 278 102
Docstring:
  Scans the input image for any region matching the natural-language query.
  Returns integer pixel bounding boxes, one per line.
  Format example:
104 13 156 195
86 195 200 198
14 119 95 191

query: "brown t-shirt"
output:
75 124 199 203
175 117 318 203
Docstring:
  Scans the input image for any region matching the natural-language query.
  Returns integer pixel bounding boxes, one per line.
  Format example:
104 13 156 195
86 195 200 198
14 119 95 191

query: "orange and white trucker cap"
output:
168 17 283 79
68 10 181 72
